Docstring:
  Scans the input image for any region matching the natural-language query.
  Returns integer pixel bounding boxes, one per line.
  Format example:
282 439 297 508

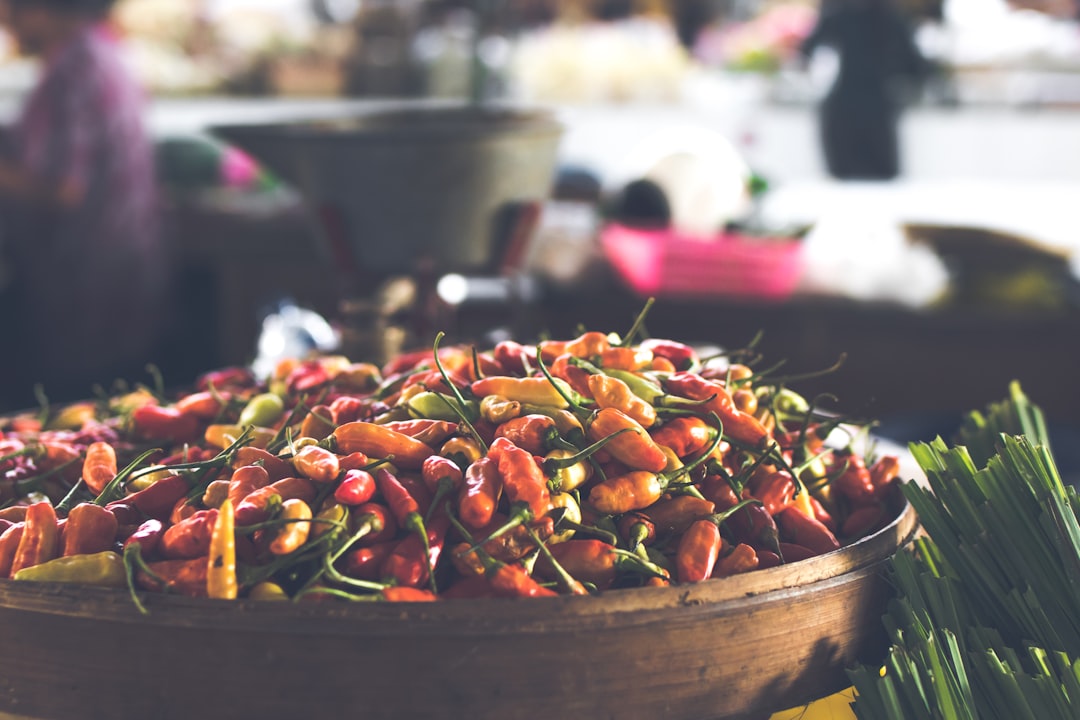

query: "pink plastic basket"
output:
600 223 803 301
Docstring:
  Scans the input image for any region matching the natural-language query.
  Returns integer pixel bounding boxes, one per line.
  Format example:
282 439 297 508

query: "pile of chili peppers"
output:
0 326 901 606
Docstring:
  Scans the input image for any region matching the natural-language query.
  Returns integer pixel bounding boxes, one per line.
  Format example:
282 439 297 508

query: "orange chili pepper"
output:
597 346 653 372
381 419 459 447
160 509 219 560
62 502 118 556
333 421 434 469
10 502 59 576
492 414 558 455
487 437 551 520
174 390 231 420
663 372 771 447
457 457 503 530
0 522 25 578
713 542 759 578
230 447 293 481
587 374 656 427
675 519 722 583
234 477 317 526
549 355 594 399
382 586 439 602
649 417 716 458
587 471 663 515
292 445 340 484
227 464 271 507
487 562 557 598
586 408 668 473
80 441 117 496
298 404 336 441
136 557 209 597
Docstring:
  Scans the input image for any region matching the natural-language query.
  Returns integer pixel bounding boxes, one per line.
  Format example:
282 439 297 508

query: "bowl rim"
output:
0 497 918 631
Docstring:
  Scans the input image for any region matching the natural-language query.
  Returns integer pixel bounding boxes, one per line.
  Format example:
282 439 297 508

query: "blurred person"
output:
0 0 168 409
801 0 927 180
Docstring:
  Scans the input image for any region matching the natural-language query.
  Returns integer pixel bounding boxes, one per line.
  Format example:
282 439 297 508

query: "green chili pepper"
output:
407 391 479 423
13 551 127 587
239 393 285 428
602 369 665 405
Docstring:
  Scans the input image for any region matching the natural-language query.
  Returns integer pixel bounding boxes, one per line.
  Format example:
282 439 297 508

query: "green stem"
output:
432 331 487 454
619 297 655 347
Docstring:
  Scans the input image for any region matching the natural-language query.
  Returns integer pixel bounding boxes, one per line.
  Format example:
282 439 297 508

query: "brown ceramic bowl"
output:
0 496 916 720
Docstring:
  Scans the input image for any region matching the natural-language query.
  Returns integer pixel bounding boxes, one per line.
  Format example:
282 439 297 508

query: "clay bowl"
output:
0 496 916 720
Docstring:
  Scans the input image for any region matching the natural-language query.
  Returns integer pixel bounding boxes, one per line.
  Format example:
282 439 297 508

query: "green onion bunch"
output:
849 382 1080 719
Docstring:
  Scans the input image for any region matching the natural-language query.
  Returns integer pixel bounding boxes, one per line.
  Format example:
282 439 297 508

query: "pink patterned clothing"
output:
5 25 166 393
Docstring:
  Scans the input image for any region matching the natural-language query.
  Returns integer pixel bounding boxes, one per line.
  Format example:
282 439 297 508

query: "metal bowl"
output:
210 102 563 276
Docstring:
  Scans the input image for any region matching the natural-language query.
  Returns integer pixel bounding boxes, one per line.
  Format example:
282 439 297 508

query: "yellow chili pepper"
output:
204 424 275 450
544 449 592 492
470 376 572 409
13 551 126 587
248 581 289 601
269 499 312 556
587 374 657 428
207 498 237 600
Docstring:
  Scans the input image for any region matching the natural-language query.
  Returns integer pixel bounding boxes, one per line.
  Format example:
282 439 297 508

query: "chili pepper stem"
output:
14 456 81 495
432 332 488 454
403 512 437 594
534 348 590 419
90 448 161 506
54 479 88 515
526 525 588 595
122 542 158 615
460 504 534 557
619 297 655 348
556 519 619 547
542 428 634 473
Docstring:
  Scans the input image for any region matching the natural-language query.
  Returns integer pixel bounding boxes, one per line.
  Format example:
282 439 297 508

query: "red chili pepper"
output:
649 417 716 458
778 543 816 563
757 550 783 569
457 457 503 530
831 452 877 507
617 512 657 549
340 541 396 581
809 496 837 532
285 361 331 393
841 502 887 539
538 539 664 590
334 469 377 506
160 509 219 560
748 469 797 516
351 502 396 546
0 522 25 578
62 502 118 556
234 477 317 526
329 396 368 425
196 366 255 393
487 562 557 598
104 502 140 526
587 408 668 473
642 495 716 537
549 355 594 399
381 419 459 447
488 437 551 520
123 519 164 560
136 557 209 597
493 340 536 377
663 372 770 447
675 519 722 583
130 404 201 443
869 455 900 498
324 453 363 475
381 586 439 602
380 513 450 588
725 502 782 556
493 414 559 456
421 455 464 496
639 338 698 371
118 474 190 521
227 464 271 507
374 468 421 526
777 506 840 555
10 502 59 576
174 391 231 421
